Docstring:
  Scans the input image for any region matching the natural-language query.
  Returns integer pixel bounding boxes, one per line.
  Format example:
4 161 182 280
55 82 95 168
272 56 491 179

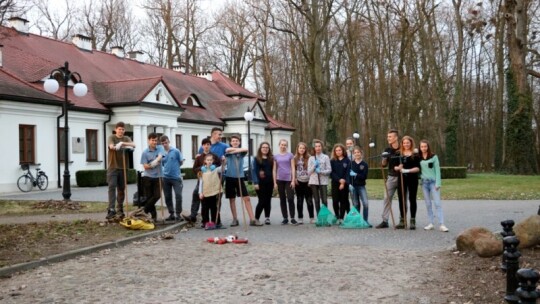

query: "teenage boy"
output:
224 135 263 227
141 133 165 222
160 135 184 222
376 129 400 229
106 122 136 220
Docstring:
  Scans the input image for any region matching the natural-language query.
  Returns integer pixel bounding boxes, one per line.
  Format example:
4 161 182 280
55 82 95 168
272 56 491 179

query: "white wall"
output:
0 99 294 192
0 101 61 192
0 101 106 192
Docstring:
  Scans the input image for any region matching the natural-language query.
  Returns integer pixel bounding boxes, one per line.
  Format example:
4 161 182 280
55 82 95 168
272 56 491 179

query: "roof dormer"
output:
182 95 201 107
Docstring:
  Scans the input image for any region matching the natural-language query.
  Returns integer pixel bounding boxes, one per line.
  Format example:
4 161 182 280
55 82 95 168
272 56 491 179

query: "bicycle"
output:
17 163 49 192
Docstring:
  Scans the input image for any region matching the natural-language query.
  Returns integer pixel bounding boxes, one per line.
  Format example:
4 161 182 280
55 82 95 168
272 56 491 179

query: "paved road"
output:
1 181 538 303
1 179 538 251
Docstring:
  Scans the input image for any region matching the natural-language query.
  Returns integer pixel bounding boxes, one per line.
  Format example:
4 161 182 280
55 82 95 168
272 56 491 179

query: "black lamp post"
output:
44 61 87 200
244 107 254 181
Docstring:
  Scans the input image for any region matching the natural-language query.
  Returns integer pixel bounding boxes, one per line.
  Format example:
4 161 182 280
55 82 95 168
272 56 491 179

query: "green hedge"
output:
76 169 136 187
181 168 197 180
367 167 467 179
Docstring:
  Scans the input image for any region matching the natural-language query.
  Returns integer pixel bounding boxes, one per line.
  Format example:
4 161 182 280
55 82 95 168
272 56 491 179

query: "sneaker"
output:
375 221 389 229
215 223 223 229
291 219 298 225
309 218 315 224
176 214 185 223
165 214 176 222
281 218 289 225
250 219 263 226
297 219 304 225
205 222 216 230
439 225 449 232
424 223 434 230
181 214 193 222
264 218 271 225
230 219 239 227
106 209 116 219
409 218 416 230
395 218 406 229
117 209 125 218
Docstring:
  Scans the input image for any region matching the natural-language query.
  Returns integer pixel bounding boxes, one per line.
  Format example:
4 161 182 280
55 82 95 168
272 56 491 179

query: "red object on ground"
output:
206 236 248 244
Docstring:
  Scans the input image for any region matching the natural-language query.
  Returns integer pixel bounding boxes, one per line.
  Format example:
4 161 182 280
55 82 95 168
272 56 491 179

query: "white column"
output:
242 132 249 150
163 127 170 139
169 127 176 141
132 125 143 171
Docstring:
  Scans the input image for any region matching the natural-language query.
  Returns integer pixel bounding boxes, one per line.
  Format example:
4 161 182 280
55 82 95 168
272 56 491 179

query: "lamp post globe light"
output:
353 131 360 145
43 61 87 200
244 108 254 181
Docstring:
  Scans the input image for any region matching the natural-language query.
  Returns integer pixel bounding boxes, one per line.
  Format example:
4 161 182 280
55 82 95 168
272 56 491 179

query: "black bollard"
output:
503 236 521 304
501 220 516 272
516 268 540 304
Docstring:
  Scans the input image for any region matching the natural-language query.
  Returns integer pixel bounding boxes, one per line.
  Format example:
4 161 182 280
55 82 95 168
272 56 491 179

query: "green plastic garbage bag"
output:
340 206 371 229
315 204 337 227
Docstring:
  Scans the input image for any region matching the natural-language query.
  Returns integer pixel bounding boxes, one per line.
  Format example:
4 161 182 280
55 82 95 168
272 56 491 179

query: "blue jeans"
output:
351 185 369 222
421 179 444 225
163 177 183 216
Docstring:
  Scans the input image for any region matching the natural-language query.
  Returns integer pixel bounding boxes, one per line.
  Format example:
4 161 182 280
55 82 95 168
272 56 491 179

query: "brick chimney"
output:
72 34 92 51
8 17 29 34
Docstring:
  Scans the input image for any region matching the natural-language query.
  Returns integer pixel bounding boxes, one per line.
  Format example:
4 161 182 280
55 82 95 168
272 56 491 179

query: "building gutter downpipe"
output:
56 106 65 188
103 113 112 169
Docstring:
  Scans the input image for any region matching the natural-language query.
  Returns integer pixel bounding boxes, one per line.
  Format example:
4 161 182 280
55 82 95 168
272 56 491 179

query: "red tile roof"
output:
266 114 296 131
0 26 293 130
211 72 265 100
0 68 62 102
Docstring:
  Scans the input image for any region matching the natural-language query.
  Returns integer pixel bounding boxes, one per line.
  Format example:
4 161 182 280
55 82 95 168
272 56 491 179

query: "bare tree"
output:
79 0 138 52
30 0 77 41
0 0 29 25
208 1 257 85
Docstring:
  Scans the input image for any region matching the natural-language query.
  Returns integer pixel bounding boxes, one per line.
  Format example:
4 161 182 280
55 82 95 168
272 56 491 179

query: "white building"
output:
0 19 294 193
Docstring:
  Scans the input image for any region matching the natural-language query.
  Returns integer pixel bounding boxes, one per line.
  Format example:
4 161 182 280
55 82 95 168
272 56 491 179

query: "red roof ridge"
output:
212 71 238 93
94 76 163 84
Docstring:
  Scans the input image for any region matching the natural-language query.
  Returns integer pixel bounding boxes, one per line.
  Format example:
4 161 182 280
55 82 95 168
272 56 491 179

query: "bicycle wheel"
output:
17 175 33 192
37 174 49 190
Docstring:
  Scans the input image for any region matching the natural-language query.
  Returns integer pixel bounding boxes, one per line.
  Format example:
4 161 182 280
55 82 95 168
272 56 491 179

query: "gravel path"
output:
0 182 538 303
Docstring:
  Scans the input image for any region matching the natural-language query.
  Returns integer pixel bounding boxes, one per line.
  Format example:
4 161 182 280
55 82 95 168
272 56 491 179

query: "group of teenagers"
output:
188 127 448 232
106 122 448 232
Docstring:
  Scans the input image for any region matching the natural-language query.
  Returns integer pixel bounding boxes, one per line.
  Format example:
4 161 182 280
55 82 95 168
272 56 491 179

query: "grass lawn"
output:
1 174 538 216
362 173 540 200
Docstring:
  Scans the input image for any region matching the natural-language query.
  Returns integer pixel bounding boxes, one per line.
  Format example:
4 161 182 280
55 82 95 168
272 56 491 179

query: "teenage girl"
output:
348 146 370 226
330 144 351 223
294 142 314 224
273 139 297 225
394 136 420 230
252 142 275 225
419 139 448 232
308 139 331 216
